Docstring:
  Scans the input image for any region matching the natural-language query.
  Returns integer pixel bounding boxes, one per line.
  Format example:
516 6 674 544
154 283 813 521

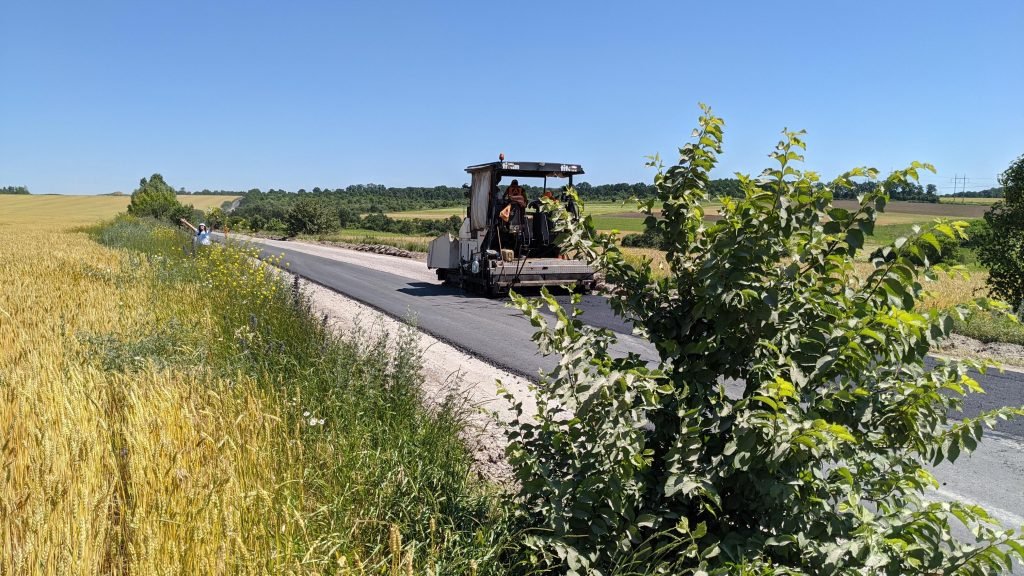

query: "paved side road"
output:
231 235 1024 539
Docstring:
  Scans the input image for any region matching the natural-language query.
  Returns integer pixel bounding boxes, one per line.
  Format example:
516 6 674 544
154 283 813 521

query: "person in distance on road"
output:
179 218 212 246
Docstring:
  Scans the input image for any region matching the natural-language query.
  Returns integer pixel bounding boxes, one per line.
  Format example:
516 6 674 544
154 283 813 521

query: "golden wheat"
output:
0 228 306 574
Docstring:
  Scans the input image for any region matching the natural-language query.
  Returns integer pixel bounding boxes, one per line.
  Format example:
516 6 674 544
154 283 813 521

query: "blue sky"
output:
2 1 1021 195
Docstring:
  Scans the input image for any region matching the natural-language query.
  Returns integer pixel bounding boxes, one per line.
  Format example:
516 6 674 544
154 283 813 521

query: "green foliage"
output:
978 154 1024 314
950 187 1004 199
1000 154 1024 206
127 173 192 222
285 196 339 236
338 206 358 227
504 105 1024 575
358 212 462 236
621 228 667 250
205 206 227 229
954 310 1024 346
88 216 508 572
960 219 991 250
0 185 30 194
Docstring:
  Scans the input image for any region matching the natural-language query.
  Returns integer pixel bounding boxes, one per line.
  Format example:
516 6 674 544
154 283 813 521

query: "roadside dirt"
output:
932 333 1024 372
292 275 532 484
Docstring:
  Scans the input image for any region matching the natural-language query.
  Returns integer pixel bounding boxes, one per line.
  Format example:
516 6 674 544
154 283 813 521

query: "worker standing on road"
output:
179 218 212 246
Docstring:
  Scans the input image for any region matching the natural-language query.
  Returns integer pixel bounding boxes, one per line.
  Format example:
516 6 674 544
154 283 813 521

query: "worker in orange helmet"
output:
505 179 527 209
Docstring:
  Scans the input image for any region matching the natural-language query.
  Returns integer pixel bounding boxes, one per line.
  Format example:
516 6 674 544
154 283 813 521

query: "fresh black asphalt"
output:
251 238 1024 440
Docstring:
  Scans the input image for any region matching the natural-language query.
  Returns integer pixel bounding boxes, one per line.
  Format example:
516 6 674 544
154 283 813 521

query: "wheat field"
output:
0 226 312 574
0 195 500 574
0 195 238 227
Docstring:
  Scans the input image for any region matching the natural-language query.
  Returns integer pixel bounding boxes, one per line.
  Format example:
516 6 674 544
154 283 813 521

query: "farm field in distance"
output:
389 198 992 234
387 196 1021 353
0 194 238 227
938 196 1003 205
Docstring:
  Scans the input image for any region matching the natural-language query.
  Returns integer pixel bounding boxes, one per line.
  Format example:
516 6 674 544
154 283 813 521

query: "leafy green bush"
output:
285 196 339 235
978 154 1024 315
621 228 666 250
960 219 991 250
954 310 1024 346
127 173 192 222
504 105 1024 575
357 213 462 236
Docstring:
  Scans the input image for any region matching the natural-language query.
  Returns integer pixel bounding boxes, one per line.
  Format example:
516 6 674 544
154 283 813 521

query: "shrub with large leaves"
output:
504 105 1024 575
978 154 1024 315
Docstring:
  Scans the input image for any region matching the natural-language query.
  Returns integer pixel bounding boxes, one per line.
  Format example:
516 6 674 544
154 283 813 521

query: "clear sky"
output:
2 1 1021 195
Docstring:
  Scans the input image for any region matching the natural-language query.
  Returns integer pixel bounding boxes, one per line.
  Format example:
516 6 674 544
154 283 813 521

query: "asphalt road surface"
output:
236 236 1024 547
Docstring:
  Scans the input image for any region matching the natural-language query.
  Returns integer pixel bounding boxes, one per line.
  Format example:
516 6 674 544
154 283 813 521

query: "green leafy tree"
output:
978 154 1024 314
285 196 339 236
127 174 190 222
205 207 227 230
504 105 1024 575
338 206 358 228
0 186 30 194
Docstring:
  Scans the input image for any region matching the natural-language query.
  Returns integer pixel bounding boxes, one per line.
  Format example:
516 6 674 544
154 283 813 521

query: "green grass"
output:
954 310 1024 346
310 228 433 252
592 215 647 233
88 217 508 572
387 206 465 219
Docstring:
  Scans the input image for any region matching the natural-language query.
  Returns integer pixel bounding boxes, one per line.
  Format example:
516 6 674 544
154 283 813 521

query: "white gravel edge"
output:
293 275 535 484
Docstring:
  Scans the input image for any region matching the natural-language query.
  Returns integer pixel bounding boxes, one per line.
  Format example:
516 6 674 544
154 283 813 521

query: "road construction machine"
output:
427 158 597 295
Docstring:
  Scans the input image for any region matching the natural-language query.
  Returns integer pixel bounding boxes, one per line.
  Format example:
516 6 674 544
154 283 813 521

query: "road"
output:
233 235 1024 542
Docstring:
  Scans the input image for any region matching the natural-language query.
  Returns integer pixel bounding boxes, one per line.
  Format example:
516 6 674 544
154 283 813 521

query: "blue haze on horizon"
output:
1 1 1021 195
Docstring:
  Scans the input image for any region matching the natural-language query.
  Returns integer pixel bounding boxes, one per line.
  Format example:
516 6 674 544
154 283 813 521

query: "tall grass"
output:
1 216 507 574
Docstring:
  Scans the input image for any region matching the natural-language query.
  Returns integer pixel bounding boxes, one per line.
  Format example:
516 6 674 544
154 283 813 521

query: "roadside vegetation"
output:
1 215 507 574
504 105 1024 574
4 129 1021 574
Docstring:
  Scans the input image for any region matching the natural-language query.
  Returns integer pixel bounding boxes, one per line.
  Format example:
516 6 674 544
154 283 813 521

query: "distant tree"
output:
952 186 1004 198
285 196 338 235
338 206 358 228
0 186 30 194
205 207 227 230
127 174 191 222
979 154 1024 313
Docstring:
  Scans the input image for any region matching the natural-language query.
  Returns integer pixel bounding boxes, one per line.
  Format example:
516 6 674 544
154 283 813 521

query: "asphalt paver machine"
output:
427 159 597 295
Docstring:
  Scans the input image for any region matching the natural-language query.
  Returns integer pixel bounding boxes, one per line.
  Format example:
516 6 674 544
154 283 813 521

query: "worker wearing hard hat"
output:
505 179 527 209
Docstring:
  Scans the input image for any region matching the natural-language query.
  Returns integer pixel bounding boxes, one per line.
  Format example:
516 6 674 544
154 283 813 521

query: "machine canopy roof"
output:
465 161 584 179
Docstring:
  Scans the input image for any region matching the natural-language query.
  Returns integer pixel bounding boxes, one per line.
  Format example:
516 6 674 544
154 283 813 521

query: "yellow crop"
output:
0 228 303 574
0 195 238 228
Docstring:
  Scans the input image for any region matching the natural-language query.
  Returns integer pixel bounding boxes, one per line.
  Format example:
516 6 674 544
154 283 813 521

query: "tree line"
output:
0 186 30 194
950 186 1004 198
